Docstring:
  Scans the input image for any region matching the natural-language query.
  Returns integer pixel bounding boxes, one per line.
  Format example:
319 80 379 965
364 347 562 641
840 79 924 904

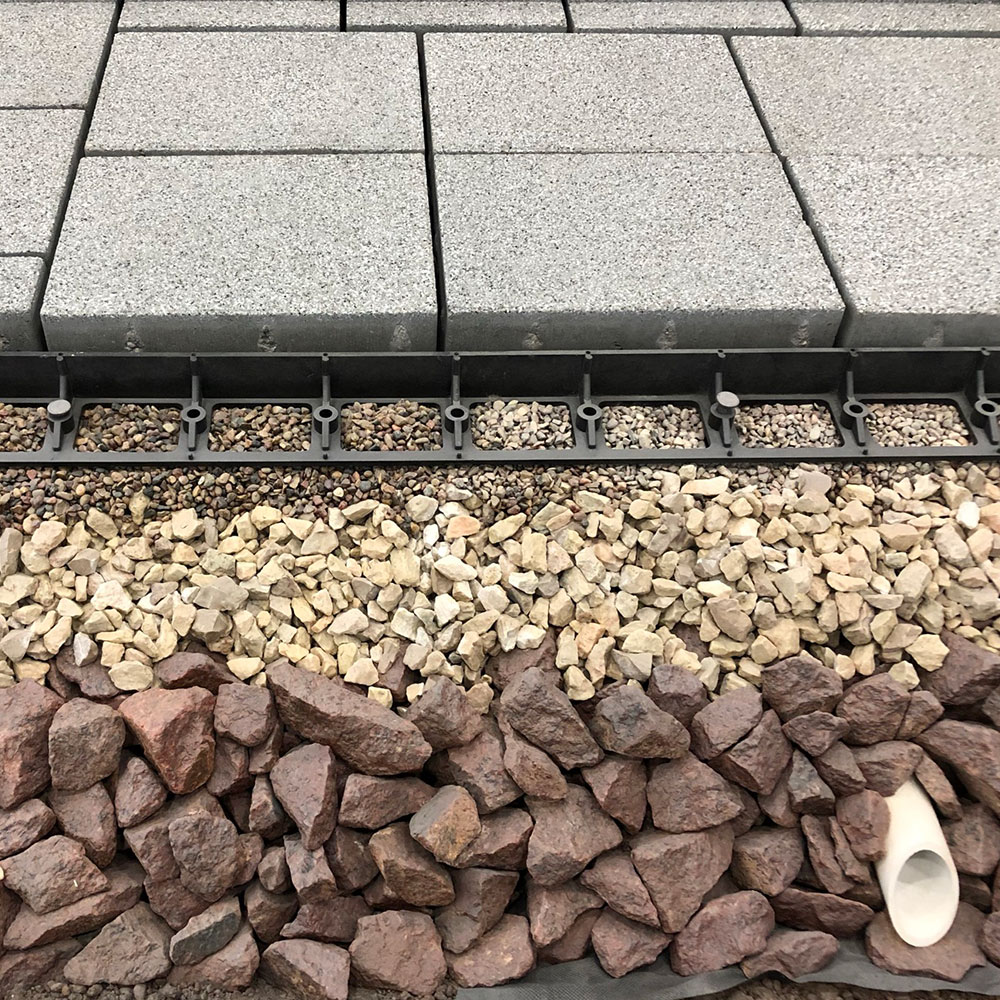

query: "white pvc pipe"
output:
874 778 960 948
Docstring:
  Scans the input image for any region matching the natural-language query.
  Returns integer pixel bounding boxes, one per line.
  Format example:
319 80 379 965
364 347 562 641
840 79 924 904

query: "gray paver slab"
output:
787 155 1000 347
0 110 84 256
0 2 115 108
732 35 1000 155
436 152 843 351
425 33 769 152
0 258 44 351
792 2 1000 37
87 31 423 153
349 1 565 31
41 154 437 352
571 1 793 34
119 1 342 29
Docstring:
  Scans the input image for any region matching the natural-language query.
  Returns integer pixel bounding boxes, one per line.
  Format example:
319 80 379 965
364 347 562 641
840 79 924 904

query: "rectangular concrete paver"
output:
0 258 45 351
571 1 794 35
436 152 843 351
787 155 1000 347
792 2 1000 37
425 33 769 152
349 2 565 32
88 31 423 153
119 1 343 29
41 154 437 352
0 110 84 256
733 35 1000 155
0 2 115 108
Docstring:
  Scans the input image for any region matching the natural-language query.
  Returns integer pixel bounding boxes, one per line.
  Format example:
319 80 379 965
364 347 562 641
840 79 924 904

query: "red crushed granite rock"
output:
453 807 533 870
114 754 168 828
917 720 1000 817
155 648 233 693
168 921 259 990
48 784 117 867
630 824 734 933
499 716 567 800
897 690 944 740
214 682 276 747
771 887 874 937
119 687 216 795
761 654 843 721
579 851 659 927
757 763 797 828
249 774 289 840
670 890 773 975
55 647 117 701
499 666 602 769
64 901 172 985
925 631 1000 705
836 675 911 746
0 798 55 859
349 910 447 994
3 835 109 914
646 663 709 728
984 685 1000 728
447 913 536 988
267 660 432 775
0 940 81 994
338 774 434 829
324 827 378 892
580 754 647 834
689 687 762 760
258 845 291 893
431 719 522 814
787 750 835 815
960 873 992 910
944 802 1000 876
280 897 372 944
915 754 963 820
409 785 481 864
486 631 558 690
782 712 849 757
711 710 792 796
269 743 338 850
246 880 298 944
169 896 242 965
0 681 63 808
526 877 603 947
741 928 839 978
262 938 350 1000
813 742 867 796
647 753 742 833
801 816 852 895
435 868 519 954
835 790 890 862
144 877 211 931
865 903 986 982
525 784 623 886
592 909 670 979
48 699 125 791
368 822 455 906
981 912 1000 965
168 813 242 901
828 817 868 884
537 909 601 964
732 785 762 837
406 677 485 750
731 827 804 896
852 742 923 796
285 833 338 905
248 723 284 774
588 685 689 759
206 737 251 798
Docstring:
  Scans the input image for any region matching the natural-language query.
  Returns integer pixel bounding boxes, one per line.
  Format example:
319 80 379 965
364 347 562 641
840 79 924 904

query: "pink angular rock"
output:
646 663 708 728
526 784 622 886
349 910 447 994
168 921 259 990
499 717 567 800
814 742 866 796
368 822 455 906
526 878 603 947
214 682 276 746
325 827 378 892
580 754 647 834
689 687 761 760
588 685 689 759
782 712 849 757
925 631 1000 705
0 940 81 994
270 743 338 850
114 754 168 828
981 912 1000 965
435 868 519 954
206 736 251 798
771 888 874 937
119 687 216 794
246 880 297 944
169 813 242 901
432 720 522 814
281 896 372 944
64 902 172 985
731 827 803 896
669 890 774 975
249 773 289 840
145 877 211 931
48 784 117 867
486 631 558 690
836 790 890 862
453 807 533 870
836 675 911 746
741 928 839 978
48 699 125 791
259 845 291 893
262 938 350 1000
406 677 485 750
761 654 842 721
155 648 233 692
124 790 223 882
801 815 852 895
285 833 338 905
917 721 1000 817
647 753 742 832
0 681 63 808
711 710 792 796
852 741 922 796
580 851 659 927
169 896 242 965
447 913 536 987
3 835 109 914
338 773 434 829
943 803 1000 877
55 647 117 700
249 723 283 774
537 909 601 964
897 690 944 740
267 659 432 775
592 909 671 978
915 754 962 820
787 750 835 815
410 785 481 865
0 798 56 859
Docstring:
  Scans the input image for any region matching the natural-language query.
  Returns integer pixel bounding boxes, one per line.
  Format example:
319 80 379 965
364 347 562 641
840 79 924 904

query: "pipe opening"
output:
891 849 957 946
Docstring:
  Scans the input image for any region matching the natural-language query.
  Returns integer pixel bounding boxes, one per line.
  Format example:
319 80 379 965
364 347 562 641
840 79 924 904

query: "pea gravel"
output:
75 404 181 453
866 402 971 448
603 403 705 450
341 400 443 452
735 402 841 449
0 403 47 452
472 399 574 450
209 405 312 453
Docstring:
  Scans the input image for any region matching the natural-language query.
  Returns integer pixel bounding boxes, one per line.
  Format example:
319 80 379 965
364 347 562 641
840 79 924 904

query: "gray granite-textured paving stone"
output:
0 110 84 256
88 32 423 153
787 155 1000 347
733 35 1000 155
571 1 793 34
425 33 769 152
119 1 343 29
792 2 1000 37
41 154 436 352
437 152 843 351
349 1 565 31
0 258 44 351
0 2 115 108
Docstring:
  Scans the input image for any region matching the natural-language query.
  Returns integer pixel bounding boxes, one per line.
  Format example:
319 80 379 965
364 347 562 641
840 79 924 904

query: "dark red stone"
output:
761 654 842 720
0 681 63 808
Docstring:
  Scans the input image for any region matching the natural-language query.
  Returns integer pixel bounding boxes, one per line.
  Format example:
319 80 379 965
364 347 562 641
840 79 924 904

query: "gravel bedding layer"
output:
735 403 842 449
75 405 181 454
471 399 574 450
0 404 47 452
341 401 443 452
603 403 705 450
208 406 312 453
866 402 971 448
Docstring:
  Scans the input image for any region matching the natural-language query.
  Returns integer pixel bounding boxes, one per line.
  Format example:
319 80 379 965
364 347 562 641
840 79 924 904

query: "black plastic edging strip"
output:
781 0 803 35
561 0 576 33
